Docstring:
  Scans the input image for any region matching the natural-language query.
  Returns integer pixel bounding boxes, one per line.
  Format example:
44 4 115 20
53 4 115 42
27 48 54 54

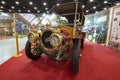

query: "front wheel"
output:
72 39 81 74
25 41 42 60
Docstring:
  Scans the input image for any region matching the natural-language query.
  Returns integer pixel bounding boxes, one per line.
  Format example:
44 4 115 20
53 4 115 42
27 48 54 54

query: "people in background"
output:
0 29 3 38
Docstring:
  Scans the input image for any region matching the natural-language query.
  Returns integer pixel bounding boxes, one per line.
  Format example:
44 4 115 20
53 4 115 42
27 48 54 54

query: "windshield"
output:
40 13 68 28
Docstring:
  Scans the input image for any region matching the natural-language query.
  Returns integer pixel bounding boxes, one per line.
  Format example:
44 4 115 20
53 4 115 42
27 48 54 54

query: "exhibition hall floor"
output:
0 41 120 80
0 37 27 65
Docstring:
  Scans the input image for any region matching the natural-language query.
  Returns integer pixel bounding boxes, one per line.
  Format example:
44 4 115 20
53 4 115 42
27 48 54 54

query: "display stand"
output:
13 13 23 57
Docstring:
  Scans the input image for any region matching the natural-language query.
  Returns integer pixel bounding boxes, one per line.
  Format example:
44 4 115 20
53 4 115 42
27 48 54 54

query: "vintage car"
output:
25 2 85 74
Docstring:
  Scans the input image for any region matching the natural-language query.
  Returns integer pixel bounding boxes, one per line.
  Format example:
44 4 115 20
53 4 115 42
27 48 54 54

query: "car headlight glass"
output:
50 35 59 46
49 33 63 47
28 33 35 43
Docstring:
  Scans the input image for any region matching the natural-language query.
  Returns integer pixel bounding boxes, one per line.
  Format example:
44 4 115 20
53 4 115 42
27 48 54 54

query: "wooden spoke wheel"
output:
25 41 42 60
72 39 81 74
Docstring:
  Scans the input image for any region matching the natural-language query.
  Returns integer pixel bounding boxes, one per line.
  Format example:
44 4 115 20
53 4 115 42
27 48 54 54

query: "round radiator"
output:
41 30 53 49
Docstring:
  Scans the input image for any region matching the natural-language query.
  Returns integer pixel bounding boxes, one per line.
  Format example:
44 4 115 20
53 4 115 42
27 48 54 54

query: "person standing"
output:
0 29 2 38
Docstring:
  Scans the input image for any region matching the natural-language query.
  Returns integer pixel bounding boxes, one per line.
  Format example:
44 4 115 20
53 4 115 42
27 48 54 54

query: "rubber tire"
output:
25 41 42 60
72 39 81 74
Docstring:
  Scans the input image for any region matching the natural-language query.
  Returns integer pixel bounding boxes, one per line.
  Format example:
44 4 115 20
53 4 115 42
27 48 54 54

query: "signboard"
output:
16 22 22 33
83 10 109 44
110 6 120 43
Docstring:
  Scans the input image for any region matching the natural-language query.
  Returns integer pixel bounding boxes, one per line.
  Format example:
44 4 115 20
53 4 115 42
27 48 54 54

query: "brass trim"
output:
40 28 62 52
41 28 57 51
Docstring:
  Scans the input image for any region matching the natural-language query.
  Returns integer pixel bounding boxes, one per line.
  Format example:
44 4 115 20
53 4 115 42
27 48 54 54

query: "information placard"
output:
110 6 120 43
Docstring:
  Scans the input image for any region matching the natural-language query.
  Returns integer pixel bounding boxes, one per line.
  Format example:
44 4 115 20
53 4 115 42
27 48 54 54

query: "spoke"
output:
33 51 38 55
30 43 41 56
31 46 39 55
31 45 35 49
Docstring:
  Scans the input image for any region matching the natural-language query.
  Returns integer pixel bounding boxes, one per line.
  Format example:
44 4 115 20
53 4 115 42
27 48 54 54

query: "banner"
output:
110 6 120 43
83 10 109 44
16 22 22 33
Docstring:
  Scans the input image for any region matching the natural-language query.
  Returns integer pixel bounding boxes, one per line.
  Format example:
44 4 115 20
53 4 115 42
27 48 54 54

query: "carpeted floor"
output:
0 37 5 41
0 41 120 80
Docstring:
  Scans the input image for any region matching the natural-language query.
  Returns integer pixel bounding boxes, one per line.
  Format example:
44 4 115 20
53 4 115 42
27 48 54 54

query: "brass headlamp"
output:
28 32 39 43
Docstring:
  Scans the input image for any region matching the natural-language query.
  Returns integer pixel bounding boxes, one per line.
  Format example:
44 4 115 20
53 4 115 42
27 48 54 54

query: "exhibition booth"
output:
83 4 120 51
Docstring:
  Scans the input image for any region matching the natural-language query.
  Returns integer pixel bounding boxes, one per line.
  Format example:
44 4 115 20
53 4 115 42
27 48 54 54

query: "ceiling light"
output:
29 1 33 5
89 0 94 2
95 11 98 13
104 1 108 4
82 5 85 8
34 7 37 10
37 10 40 13
18 10 21 12
42 13 46 17
1 1 5 4
43 2 47 6
104 8 107 10
45 8 48 10
28 10 30 12
0 6 3 8
116 3 120 5
56 3 60 6
9 10 12 12
74 0 78 2
47 11 49 14
86 10 89 13
11 6 15 9
93 6 96 9
15 1 19 4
